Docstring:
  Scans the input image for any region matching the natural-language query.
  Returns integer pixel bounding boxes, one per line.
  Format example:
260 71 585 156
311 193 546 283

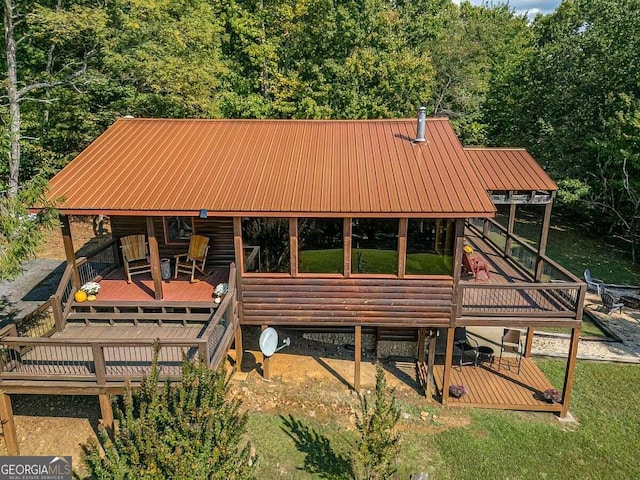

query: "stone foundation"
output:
303 332 427 359
302 332 377 352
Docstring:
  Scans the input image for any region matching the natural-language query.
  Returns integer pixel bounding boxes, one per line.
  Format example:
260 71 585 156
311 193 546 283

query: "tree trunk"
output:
4 0 21 198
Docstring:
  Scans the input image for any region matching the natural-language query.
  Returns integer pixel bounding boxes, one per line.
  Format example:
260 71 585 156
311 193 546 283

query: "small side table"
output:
477 346 494 366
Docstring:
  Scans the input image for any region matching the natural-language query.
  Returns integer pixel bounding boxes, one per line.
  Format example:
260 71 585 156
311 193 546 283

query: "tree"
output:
485 0 640 260
0 176 57 279
2 0 107 197
83 351 255 479
353 364 401 480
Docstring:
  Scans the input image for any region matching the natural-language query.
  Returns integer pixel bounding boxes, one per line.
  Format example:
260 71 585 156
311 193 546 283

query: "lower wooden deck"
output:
432 356 562 413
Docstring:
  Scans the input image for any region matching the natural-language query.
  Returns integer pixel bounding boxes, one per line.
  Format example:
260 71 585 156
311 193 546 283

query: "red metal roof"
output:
464 148 557 192
47 118 500 218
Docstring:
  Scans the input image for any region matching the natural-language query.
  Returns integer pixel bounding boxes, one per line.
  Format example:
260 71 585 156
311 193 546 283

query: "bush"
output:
353 364 401 480
83 349 255 479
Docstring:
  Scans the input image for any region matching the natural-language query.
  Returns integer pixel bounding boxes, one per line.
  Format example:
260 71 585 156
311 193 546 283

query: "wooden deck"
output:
432 357 562 413
96 267 229 302
461 228 531 285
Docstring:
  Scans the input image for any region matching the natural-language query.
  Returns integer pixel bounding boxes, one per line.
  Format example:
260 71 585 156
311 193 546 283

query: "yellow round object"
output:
74 290 88 302
87 294 97 302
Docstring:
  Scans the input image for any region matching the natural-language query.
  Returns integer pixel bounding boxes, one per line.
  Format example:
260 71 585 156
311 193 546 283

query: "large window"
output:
163 216 193 244
242 218 290 273
298 218 343 274
405 219 454 275
352 219 398 275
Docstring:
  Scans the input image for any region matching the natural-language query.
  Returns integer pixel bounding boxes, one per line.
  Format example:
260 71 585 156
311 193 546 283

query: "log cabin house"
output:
0 112 585 454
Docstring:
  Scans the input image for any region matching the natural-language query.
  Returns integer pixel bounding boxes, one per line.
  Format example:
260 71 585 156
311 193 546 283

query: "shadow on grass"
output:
280 414 353 480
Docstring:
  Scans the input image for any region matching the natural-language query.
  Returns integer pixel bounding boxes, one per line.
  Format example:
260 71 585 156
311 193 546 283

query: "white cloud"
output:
454 1 561 16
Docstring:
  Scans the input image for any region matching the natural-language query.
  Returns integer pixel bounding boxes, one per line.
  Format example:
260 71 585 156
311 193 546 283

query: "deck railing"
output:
0 263 239 384
462 219 586 322
52 239 119 332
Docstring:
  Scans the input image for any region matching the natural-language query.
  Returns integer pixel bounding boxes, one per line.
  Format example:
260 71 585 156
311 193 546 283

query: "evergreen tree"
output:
83 350 255 479
353 363 401 480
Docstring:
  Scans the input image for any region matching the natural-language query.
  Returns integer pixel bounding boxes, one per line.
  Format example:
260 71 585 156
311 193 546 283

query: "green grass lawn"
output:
496 212 640 285
298 249 452 275
247 360 640 479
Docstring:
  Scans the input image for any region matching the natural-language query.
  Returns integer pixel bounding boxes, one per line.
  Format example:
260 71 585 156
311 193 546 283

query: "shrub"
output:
353 364 401 480
83 349 255 479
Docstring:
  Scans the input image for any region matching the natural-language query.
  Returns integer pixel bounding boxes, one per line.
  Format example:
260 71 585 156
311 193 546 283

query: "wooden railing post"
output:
92 343 106 385
505 202 516 257
51 294 65 332
199 340 209 363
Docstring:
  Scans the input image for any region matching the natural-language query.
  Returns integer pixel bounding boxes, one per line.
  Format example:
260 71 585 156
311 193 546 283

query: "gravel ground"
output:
0 259 65 327
532 292 640 363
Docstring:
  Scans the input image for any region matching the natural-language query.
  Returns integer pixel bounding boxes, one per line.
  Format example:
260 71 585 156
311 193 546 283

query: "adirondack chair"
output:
584 269 604 293
174 234 210 282
462 250 490 281
120 235 151 283
600 288 624 315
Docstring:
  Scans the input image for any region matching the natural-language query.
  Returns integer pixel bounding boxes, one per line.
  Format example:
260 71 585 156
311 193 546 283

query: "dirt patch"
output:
36 216 112 260
1 330 458 477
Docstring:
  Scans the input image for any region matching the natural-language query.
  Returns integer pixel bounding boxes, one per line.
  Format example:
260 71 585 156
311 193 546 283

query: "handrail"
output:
468 218 583 284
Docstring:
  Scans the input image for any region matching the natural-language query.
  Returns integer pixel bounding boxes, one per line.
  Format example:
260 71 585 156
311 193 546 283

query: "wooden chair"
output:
120 235 151 283
498 328 524 374
600 288 624 315
174 235 210 282
453 327 479 369
462 251 490 281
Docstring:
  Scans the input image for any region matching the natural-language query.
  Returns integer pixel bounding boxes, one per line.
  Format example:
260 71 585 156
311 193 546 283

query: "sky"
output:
453 0 563 19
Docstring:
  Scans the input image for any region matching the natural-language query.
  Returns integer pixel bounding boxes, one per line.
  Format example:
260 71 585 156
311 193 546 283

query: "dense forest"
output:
1 0 639 272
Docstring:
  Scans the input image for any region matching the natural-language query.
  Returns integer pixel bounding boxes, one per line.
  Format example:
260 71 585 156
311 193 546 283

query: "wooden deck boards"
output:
432 357 562 412
96 268 229 302
461 229 530 285
54 324 205 339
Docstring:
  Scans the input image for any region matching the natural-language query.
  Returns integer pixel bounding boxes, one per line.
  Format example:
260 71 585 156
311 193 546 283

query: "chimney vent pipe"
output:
414 107 427 143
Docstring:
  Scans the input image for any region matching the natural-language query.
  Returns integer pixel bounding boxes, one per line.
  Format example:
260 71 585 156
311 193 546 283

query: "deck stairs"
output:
67 301 218 327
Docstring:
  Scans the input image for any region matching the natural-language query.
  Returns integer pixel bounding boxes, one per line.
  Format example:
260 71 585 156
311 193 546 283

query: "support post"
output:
417 328 426 363
60 215 80 288
98 394 113 430
452 219 465 319
290 218 298 277
235 325 243 369
398 218 408 278
426 329 437 398
505 201 516 257
145 217 163 300
0 393 19 455
343 218 352 278
561 327 581 418
535 199 554 281
354 325 361 392
261 325 271 380
525 327 535 357
442 327 455 405
482 218 489 239
232 217 244 322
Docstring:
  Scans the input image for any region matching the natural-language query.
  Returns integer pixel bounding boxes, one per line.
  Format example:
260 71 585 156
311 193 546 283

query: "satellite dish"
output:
259 327 291 357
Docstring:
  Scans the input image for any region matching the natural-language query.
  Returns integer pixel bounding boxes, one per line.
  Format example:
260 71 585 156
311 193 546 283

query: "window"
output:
352 219 398 275
298 218 343 274
242 218 290 273
405 219 454 275
163 216 194 244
